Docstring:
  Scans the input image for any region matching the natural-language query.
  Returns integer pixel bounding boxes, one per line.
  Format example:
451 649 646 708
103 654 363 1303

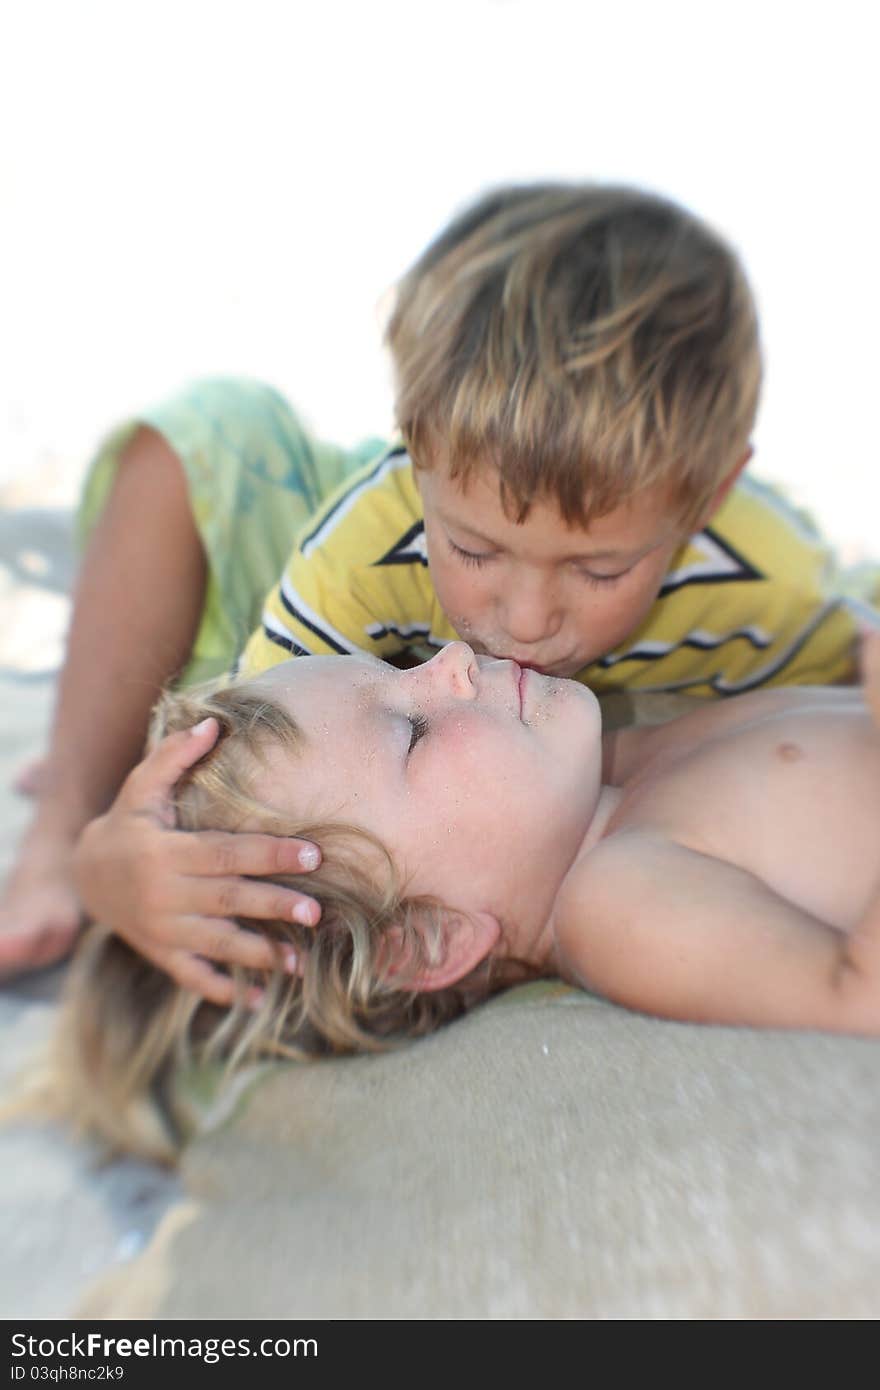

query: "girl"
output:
53 637 880 1162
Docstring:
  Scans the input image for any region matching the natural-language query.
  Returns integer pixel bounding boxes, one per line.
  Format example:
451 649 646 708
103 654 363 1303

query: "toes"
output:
0 904 83 979
11 757 48 799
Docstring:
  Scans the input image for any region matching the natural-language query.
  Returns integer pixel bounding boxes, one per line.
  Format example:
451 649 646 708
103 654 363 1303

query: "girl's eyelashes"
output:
407 713 429 754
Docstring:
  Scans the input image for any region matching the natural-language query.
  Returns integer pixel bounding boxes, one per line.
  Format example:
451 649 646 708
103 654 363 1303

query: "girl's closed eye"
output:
407 713 429 755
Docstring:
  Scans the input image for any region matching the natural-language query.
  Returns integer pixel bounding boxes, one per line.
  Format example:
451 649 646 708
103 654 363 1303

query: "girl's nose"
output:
425 641 478 698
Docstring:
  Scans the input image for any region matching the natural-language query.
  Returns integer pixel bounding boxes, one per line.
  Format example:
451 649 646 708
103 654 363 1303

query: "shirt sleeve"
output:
709 482 876 691
588 477 878 696
239 450 440 677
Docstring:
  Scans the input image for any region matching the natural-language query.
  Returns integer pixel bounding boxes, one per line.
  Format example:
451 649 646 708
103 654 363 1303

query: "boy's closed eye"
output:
448 535 632 588
447 538 496 569
574 566 633 589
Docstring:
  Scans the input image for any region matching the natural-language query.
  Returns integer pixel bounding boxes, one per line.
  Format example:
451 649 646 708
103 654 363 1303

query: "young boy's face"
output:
416 454 689 676
254 646 603 935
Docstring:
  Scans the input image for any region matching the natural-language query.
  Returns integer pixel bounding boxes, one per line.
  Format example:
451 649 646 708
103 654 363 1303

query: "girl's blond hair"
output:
52 679 536 1163
387 182 762 531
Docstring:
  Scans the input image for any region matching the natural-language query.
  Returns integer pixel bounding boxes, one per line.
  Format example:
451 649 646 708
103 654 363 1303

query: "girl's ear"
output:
378 909 501 992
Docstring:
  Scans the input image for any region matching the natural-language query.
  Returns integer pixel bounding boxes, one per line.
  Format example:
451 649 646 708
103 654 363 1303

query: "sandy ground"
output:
0 505 180 1319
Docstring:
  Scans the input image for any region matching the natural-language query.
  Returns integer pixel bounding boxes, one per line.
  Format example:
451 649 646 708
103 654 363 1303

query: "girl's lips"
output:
517 665 527 717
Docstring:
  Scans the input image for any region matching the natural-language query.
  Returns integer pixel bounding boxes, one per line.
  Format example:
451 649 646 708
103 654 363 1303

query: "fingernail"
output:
282 946 300 974
298 846 320 870
247 986 266 1012
293 901 316 926
191 718 214 736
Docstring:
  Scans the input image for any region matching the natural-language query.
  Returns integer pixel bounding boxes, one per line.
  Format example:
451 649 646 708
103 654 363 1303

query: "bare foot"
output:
0 828 83 979
12 756 48 799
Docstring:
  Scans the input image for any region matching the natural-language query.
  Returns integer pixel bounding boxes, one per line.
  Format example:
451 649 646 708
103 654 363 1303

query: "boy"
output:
2 183 874 1001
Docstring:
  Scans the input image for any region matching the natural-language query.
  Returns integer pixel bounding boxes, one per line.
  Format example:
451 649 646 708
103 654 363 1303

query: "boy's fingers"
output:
165 953 240 1008
181 877 321 929
173 916 289 972
177 831 322 882
121 720 220 810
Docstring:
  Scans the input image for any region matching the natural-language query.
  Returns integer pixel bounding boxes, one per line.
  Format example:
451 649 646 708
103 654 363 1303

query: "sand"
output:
0 503 180 1319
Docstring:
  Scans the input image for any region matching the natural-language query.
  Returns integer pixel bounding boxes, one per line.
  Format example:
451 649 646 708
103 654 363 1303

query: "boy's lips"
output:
473 643 581 677
468 640 554 674
497 656 558 678
496 656 552 675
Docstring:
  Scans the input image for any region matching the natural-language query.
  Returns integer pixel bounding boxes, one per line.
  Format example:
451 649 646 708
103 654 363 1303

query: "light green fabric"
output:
77 377 386 686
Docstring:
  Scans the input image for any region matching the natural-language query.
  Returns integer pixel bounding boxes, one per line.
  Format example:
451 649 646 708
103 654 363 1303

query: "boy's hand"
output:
74 719 321 1006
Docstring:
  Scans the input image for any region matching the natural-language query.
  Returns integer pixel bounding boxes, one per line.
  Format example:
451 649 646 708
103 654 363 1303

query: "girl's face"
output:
254 643 603 939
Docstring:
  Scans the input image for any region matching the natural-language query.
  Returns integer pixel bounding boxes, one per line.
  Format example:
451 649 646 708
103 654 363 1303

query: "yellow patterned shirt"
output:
240 445 874 695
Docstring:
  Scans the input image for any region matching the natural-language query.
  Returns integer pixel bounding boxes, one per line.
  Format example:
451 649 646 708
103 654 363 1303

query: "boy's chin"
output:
552 659 592 679
535 657 596 680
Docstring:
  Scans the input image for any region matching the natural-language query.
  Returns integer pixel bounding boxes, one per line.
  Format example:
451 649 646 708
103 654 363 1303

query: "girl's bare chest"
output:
608 710 880 928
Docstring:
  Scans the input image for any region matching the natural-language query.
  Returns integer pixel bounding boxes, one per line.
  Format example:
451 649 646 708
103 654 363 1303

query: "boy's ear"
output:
378 909 501 993
694 446 753 528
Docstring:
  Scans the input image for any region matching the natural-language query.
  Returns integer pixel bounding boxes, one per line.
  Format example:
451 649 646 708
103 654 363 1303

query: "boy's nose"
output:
496 576 562 646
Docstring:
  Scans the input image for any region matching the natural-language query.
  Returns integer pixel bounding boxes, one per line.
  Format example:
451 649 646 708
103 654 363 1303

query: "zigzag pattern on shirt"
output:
372 521 429 568
597 624 772 669
601 600 848 695
300 447 411 558
659 528 763 597
712 599 848 693
364 619 447 647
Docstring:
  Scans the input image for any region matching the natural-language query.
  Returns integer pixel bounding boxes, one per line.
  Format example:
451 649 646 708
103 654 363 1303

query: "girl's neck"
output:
526 783 624 973
577 783 625 860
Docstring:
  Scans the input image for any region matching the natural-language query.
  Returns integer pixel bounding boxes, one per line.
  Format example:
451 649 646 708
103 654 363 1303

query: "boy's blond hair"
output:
52 682 535 1162
387 183 762 529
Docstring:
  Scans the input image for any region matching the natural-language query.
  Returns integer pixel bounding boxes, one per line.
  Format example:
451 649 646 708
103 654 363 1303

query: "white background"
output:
2 0 878 558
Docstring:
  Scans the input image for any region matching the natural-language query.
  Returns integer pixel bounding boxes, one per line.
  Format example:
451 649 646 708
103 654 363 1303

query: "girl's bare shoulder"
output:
607 686 863 787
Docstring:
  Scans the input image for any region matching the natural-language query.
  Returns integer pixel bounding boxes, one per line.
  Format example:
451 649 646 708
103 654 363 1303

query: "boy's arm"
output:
74 720 322 1007
75 455 433 1001
554 832 880 1034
